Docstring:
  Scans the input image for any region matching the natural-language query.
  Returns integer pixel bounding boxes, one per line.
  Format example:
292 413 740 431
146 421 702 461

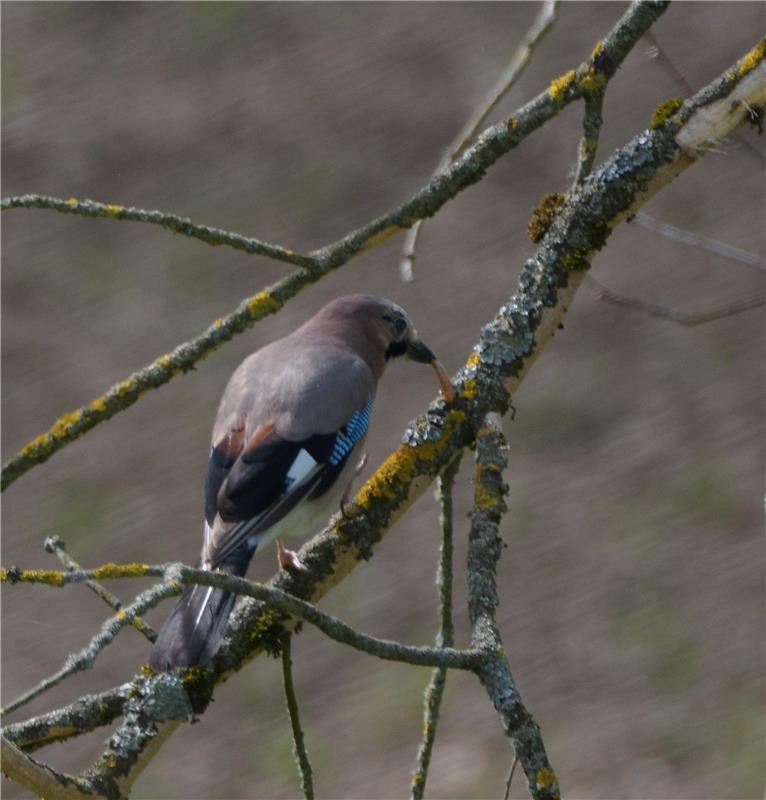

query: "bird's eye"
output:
393 317 407 337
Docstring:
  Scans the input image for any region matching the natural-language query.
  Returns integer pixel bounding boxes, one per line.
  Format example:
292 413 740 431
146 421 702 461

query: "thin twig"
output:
504 755 519 800
633 211 766 273
400 0 559 282
571 90 605 187
411 455 462 800
587 274 766 325
0 195 317 269
2 683 132 752
0 561 482 719
45 536 157 643
644 29 694 95
1 578 179 718
281 635 314 800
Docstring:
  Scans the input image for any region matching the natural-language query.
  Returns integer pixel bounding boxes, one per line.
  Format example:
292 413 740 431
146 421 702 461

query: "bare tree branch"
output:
1 561 482 719
633 211 766 272
411 455 461 799
2 684 132 752
644 29 695 95
571 90 605 187
400 0 560 281
1 578 179 718
45 536 157 643
0 194 316 268
281 635 314 800
505 755 519 800
467 415 559 800
587 274 766 325
1 0 669 492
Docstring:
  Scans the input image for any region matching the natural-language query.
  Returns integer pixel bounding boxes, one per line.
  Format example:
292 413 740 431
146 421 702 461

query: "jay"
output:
149 294 452 670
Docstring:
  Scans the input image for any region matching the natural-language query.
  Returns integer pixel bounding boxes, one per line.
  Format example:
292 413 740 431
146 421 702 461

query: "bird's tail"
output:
149 550 252 671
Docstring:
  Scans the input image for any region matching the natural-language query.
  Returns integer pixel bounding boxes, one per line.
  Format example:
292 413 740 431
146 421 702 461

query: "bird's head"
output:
315 294 453 403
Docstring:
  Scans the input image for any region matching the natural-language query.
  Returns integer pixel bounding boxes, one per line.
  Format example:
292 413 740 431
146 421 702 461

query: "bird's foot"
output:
341 453 369 515
276 538 307 572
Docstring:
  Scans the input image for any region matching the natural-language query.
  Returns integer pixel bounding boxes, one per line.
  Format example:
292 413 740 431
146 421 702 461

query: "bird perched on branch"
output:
149 294 453 670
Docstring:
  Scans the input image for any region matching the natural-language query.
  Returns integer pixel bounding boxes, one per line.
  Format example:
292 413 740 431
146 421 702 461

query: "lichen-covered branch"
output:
644 28 764 163
45 40 765 797
400 0 560 281
2 684 132 753
1 735 96 799
1 0 669 492
1 562 481 673
45 536 157 643
281 635 314 800
0 194 317 269
411 456 461 799
571 90 605 187
467 416 559 800
1 579 180 718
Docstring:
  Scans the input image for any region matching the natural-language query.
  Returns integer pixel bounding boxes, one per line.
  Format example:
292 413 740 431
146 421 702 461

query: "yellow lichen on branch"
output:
548 70 576 101
91 562 152 580
528 193 565 243
355 409 467 509
0 562 154 585
536 767 559 792
738 37 766 77
246 291 283 318
358 223 403 254
650 97 684 130
1 568 66 586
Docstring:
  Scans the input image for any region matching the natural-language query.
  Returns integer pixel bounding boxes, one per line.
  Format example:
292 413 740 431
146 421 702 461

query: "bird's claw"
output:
276 539 307 572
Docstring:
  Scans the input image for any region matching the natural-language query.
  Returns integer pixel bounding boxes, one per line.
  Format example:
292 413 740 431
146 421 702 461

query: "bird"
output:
149 294 453 670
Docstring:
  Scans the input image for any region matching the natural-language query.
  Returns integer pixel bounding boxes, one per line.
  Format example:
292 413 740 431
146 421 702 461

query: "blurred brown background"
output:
2 3 764 798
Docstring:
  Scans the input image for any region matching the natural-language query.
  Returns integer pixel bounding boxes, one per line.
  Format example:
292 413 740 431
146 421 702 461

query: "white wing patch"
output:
285 448 318 489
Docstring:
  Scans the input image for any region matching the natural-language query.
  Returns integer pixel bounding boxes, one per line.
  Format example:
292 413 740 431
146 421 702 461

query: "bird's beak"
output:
405 338 437 364
406 338 454 404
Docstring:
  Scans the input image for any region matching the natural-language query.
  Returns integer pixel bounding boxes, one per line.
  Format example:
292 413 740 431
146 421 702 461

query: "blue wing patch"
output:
330 396 373 466
205 396 374 565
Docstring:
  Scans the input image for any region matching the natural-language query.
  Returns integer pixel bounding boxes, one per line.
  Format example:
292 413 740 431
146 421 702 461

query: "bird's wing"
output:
203 395 373 567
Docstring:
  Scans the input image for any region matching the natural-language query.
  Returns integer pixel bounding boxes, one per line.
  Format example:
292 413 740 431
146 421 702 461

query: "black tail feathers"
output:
149 550 252 671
